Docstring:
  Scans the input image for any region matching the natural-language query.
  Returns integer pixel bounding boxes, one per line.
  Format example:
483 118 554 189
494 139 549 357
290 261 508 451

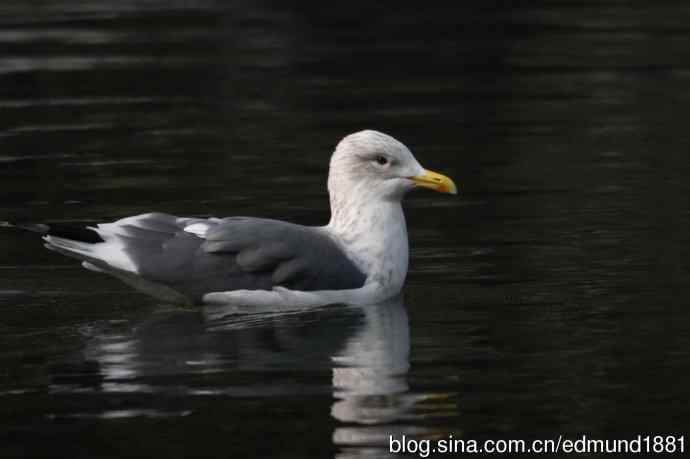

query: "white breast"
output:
327 201 409 297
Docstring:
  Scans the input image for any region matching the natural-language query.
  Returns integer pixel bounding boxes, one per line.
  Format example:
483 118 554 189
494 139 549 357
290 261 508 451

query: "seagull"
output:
3 130 457 307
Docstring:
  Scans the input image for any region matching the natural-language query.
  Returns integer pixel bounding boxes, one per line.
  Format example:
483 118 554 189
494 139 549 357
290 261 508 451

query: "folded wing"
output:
44 213 366 302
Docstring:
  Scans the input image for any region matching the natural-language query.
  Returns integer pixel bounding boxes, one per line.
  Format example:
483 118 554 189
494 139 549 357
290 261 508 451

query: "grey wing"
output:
203 217 367 292
45 213 366 303
117 215 278 301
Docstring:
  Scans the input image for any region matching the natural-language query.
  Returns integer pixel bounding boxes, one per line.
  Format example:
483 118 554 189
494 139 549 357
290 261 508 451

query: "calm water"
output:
1 2 690 458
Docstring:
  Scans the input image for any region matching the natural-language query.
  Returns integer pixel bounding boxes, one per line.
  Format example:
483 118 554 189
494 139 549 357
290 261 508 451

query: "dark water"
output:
2 2 690 457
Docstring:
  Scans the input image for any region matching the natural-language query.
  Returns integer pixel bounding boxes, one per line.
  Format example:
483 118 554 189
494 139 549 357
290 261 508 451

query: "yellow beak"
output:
411 169 458 195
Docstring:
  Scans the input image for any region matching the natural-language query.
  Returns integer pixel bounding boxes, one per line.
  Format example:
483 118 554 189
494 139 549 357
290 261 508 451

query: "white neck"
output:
326 184 409 294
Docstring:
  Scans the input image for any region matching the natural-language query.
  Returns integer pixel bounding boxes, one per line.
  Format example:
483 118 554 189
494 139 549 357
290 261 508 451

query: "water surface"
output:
1 2 690 458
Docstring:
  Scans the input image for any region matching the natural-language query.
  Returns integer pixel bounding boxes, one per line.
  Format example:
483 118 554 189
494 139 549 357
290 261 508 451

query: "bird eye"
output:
375 155 389 166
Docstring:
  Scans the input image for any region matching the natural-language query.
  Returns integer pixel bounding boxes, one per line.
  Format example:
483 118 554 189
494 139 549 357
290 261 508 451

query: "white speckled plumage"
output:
326 131 423 297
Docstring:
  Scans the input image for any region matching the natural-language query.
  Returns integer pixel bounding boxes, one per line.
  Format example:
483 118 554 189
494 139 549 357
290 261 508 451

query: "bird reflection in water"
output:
50 297 455 456
329 298 454 458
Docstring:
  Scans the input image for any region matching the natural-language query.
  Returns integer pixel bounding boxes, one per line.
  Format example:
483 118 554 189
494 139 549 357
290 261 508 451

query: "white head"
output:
328 130 457 204
326 130 457 293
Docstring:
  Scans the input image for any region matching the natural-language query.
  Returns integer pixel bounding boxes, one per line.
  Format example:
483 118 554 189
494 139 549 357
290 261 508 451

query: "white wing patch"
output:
183 222 212 238
44 234 139 274
95 214 160 238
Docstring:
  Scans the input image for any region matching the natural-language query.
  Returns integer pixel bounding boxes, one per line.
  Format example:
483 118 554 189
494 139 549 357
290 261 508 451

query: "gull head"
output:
328 130 457 202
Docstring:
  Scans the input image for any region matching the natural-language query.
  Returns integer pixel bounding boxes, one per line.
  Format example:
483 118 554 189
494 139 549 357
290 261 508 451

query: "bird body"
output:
6 130 457 307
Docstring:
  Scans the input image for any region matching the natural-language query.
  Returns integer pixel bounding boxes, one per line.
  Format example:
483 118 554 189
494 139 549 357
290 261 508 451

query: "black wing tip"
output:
46 225 104 243
2 221 104 243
